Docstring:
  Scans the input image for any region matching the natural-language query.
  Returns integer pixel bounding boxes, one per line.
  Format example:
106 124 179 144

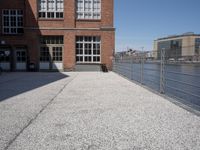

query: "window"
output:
76 0 101 19
0 48 10 62
40 36 63 62
53 47 62 61
2 10 23 34
38 0 64 19
76 36 101 63
40 36 63 44
16 49 26 62
40 47 50 62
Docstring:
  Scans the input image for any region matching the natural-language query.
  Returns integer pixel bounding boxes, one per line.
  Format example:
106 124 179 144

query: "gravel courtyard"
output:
0 72 200 150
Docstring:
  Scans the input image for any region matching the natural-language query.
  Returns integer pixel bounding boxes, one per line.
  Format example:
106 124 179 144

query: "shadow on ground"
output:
0 72 68 102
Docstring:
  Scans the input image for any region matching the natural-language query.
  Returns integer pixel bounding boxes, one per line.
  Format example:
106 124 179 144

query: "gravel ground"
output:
0 72 77 150
0 72 200 150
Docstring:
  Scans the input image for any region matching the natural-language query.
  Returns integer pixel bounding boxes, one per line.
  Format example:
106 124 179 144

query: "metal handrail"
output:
143 68 160 72
166 85 200 99
115 66 132 72
165 77 200 89
144 78 160 85
165 70 200 77
113 54 200 108
143 72 160 78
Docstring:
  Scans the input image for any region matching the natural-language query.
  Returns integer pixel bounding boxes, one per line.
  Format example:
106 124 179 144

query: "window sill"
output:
38 18 64 21
76 62 101 65
1 33 24 36
76 19 101 22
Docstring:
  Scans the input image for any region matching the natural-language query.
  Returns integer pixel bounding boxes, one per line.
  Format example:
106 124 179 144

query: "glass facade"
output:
195 38 200 55
157 39 182 60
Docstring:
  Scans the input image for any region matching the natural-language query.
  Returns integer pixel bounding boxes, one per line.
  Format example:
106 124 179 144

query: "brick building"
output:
0 0 115 71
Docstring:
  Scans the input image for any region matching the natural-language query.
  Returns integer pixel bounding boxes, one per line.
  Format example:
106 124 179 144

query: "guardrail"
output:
113 50 200 108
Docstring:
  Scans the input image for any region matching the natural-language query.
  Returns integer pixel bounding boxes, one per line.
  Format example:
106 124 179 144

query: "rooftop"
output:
156 32 200 41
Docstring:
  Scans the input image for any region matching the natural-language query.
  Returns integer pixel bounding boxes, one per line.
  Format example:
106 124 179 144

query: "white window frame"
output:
16 48 27 63
76 0 101 19
52 47 63 62
2 9 23 35
40 36 64 63
38 0 64 19
76 36 101 63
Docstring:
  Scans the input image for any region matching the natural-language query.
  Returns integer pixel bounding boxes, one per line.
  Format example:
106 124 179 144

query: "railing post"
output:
113 57 116 72
131 57 133 80
140 54 144 84
160 48 165 94
115 57 117 73
140 56 142 84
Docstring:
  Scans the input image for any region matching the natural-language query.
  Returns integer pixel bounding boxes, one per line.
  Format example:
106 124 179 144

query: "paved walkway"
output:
0 72 200 150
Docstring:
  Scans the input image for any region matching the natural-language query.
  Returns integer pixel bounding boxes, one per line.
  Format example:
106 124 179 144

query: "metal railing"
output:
113 50 200 109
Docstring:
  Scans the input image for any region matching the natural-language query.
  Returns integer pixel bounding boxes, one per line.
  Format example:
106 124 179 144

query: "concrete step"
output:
75 64 102 72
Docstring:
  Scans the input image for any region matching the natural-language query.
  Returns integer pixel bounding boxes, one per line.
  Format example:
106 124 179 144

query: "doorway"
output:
15 48 27 70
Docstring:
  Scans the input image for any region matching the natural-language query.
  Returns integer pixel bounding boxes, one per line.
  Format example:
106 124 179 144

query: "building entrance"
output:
0 47 11 71
15 48 27 70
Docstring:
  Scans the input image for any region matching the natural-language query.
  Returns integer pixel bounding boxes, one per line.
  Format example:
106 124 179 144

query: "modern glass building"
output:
153 33 200 61
195 38 200 55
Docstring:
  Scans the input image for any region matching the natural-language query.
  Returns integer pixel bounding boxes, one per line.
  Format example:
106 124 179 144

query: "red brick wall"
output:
0 0 115 71
63 30 115 70
0 0 25 35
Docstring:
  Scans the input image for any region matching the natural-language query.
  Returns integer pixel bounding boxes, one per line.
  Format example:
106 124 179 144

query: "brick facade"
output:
0 0 115 71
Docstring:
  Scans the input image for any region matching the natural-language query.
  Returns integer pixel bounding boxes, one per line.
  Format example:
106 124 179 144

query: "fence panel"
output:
113 50 200 109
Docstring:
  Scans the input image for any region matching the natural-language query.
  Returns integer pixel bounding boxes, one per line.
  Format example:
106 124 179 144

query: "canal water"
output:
113 62 200 108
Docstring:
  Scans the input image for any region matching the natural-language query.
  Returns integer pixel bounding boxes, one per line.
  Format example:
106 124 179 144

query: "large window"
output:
76 36 101 63
38 0 64 19
40 36 63 62
2 10 23 34
76 0 101 19
16 49 26 62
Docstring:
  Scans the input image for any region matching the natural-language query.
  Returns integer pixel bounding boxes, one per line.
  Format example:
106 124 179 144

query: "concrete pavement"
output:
0 72 200 150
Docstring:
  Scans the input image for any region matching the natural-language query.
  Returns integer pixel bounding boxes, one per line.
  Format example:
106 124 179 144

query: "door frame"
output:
15 47 28 71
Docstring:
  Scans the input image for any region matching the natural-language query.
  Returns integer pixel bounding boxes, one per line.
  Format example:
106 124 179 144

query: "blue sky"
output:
114 0 200 51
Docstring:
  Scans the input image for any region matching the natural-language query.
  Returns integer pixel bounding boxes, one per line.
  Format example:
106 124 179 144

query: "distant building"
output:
153 33 200 60
115 49 142 56
115 49 153 60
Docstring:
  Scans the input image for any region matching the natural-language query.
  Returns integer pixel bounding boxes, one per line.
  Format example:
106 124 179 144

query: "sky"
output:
114 0 200 52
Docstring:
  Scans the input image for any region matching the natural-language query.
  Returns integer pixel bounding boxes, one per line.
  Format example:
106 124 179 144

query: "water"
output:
114 62 200 108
